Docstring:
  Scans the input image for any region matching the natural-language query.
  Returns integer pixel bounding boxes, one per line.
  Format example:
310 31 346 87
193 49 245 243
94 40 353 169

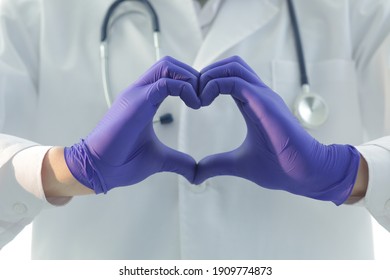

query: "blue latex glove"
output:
195 56 360 205
65 56 200 194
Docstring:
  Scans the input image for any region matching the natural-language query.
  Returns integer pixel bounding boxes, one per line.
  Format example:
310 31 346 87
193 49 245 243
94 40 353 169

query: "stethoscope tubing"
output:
287 0 308 87
100 0 160 107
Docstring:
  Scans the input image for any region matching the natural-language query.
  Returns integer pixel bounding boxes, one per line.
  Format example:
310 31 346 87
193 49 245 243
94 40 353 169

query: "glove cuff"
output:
319 144 361 205
64 140 107 194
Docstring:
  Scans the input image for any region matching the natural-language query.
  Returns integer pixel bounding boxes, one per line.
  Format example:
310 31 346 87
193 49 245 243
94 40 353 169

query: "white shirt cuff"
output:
12 145 71 206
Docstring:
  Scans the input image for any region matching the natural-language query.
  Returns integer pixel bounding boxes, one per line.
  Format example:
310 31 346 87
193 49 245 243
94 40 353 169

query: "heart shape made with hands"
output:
148 55 302 187
66 55 359 204
143 55 359 205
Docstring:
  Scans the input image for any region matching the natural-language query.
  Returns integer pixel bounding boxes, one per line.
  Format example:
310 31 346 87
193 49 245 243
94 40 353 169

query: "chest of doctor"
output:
34 0 364 150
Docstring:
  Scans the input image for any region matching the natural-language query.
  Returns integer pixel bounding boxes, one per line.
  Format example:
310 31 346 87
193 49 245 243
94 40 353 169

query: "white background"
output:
0 216 389 260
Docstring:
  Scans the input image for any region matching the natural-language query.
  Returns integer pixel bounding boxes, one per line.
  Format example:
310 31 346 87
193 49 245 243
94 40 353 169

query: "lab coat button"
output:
13 202 27 215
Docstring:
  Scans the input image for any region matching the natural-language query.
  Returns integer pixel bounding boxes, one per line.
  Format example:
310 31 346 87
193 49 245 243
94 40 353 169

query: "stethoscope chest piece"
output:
294 84 329 129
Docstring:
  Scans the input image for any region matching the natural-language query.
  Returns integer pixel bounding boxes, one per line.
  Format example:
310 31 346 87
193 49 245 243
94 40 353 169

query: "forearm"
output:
41 147 94 197
345 154 368 204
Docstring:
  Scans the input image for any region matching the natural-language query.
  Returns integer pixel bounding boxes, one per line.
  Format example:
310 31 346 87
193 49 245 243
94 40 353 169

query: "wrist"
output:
42 146 94 197
345 153 368 204
64 140 106 194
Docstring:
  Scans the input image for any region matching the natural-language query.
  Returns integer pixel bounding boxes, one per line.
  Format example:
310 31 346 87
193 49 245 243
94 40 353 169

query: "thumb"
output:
159 146 197 183
194 151 239 185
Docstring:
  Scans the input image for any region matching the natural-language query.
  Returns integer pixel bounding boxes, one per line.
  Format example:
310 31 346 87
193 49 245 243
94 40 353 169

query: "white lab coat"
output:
0 0 390 259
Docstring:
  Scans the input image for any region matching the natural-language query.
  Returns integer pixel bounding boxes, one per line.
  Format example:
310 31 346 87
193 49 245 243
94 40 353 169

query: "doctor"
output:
0 0 390 259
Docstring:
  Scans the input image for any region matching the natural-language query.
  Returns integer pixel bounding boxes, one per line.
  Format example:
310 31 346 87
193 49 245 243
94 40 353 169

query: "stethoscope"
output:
100 0 329 128
286 0 328 128
100 0 173 124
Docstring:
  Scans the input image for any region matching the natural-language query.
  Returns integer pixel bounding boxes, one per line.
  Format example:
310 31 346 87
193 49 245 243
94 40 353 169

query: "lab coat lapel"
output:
193 0 279 69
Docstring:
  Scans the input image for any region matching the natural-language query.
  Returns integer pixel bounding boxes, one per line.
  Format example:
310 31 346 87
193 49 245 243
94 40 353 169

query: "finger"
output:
148 78 201 109
194 151 240 185
160 56 200 78
200 56 258 77
200 61 260 93
141 58 199 91
200 77 250 106
159 146 197 184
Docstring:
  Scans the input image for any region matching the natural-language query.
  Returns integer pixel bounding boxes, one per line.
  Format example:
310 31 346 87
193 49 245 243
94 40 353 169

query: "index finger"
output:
200 55 258 77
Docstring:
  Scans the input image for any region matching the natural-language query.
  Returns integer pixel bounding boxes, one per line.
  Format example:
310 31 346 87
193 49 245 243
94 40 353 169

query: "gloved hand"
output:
195 56 360 205
65 56 200 194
